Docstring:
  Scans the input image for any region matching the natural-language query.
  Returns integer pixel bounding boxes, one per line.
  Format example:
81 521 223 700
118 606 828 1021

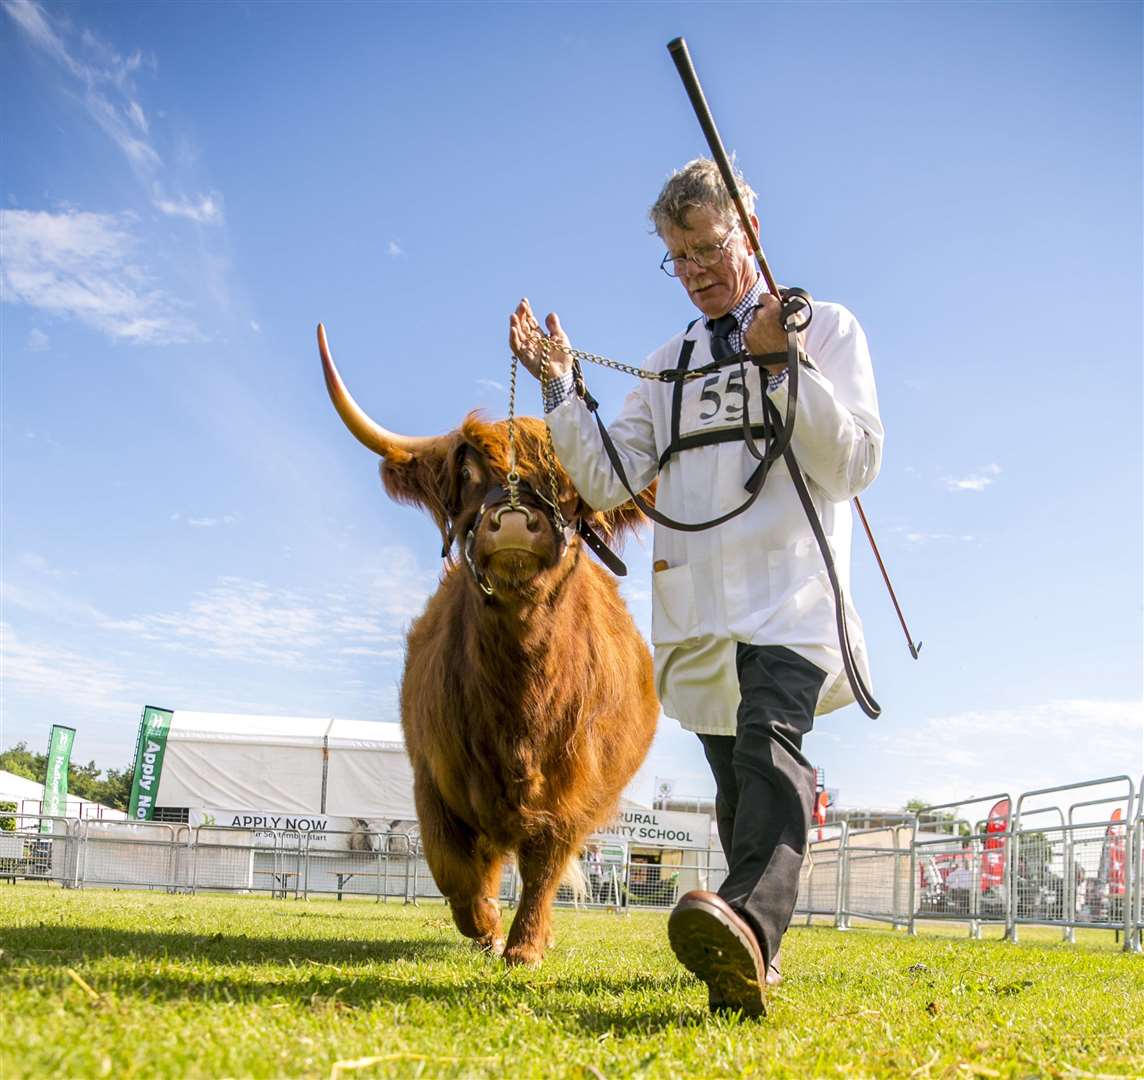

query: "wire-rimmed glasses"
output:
659 226 740 278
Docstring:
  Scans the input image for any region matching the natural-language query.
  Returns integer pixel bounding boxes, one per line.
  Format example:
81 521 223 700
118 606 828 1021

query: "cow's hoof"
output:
502 943 543 968
472 936 505 956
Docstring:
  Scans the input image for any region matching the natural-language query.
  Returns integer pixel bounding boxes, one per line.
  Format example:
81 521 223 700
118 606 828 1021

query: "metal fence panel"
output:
1015 776 1136 949
302 831 420 901
76 821 184 891
0 814 75 886
795 824 846 926
191 826 302 897
840 826 910 927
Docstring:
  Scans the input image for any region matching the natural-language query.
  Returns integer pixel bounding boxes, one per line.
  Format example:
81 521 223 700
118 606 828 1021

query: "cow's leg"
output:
503 834 574 967
446 838 507 955
415 780 505 953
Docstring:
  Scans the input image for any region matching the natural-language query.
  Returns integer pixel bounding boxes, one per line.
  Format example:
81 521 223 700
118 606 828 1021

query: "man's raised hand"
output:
509 298 573 381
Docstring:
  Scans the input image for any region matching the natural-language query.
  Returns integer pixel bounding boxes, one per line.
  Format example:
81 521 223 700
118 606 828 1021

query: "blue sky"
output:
2 0 1141 812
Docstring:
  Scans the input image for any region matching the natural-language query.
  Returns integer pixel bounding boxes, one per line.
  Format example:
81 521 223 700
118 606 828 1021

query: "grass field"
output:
1 885 1141 1079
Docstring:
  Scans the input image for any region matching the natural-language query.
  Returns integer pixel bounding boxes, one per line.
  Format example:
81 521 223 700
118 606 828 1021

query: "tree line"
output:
0 742 133 811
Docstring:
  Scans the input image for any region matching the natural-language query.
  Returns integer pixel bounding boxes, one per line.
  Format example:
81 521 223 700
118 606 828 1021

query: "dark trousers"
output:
698 644 825 967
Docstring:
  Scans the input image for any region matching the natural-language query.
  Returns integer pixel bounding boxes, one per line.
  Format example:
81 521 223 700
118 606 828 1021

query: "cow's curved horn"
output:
318 323 446 464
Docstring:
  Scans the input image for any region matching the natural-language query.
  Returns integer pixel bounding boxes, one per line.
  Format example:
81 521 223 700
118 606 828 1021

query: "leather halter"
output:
456 479 627 598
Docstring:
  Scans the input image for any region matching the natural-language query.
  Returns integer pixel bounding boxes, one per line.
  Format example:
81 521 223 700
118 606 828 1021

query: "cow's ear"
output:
588 479 656 546
378 435 462 549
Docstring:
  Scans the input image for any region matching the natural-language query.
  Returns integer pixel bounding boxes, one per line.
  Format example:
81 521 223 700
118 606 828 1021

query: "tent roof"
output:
0 769 44 801
0 768 126 819
169 711 404 749
154 711 413 818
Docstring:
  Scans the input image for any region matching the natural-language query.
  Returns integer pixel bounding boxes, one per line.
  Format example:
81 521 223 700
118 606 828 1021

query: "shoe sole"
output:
668 901 766 1018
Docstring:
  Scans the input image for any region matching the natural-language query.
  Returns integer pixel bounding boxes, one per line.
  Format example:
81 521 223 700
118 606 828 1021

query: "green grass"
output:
1 885 1141 1079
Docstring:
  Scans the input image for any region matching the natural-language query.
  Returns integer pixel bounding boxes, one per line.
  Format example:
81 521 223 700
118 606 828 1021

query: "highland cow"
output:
318 325 658 965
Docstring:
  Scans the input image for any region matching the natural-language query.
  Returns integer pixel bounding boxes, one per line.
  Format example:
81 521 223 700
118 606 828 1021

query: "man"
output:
509 158 882 1016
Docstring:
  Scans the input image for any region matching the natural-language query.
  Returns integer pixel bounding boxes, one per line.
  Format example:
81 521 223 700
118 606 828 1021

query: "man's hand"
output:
742 293 788 366
509 298 573 381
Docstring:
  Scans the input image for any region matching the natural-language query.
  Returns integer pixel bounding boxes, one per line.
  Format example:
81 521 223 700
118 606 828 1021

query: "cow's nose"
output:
490 505 540 533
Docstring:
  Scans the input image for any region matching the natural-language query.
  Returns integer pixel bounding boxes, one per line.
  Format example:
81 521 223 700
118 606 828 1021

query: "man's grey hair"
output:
649 157 756 236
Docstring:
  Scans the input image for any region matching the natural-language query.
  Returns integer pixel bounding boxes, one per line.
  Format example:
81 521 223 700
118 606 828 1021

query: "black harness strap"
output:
665 338 695 467
586 324 800 532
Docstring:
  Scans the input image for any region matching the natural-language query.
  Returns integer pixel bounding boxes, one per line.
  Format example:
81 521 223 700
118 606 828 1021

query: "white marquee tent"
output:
0 768 127 820
149 711 417 823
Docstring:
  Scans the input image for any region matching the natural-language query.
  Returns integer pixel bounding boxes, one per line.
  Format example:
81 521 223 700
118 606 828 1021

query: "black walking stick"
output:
667 36 921 662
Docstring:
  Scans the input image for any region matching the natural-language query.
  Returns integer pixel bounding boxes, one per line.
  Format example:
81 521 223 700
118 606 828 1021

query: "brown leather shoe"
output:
668 890 766 1018
710 948 780 1011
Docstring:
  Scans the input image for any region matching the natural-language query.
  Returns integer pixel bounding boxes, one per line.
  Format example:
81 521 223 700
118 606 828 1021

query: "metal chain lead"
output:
532 333 711 383
538 348 568 532
507 325 686 538
504 355 522 510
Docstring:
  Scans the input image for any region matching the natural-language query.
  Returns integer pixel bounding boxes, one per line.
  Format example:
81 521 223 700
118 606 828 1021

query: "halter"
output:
461 479 577 597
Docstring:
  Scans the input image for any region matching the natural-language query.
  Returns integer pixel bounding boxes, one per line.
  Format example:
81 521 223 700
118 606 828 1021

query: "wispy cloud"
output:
6 544 434 671
24 328 50 351
2 0 218 223
386 240 404 257
154 192 223 225
0 208 198 344
476 377 505 394
904 531 976 545
945 464 1001 493
0 621 140 714
865 699 1143 808
185 515 236 529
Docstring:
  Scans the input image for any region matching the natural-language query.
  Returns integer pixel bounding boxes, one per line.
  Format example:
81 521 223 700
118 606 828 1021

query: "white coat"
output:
546 300 883 735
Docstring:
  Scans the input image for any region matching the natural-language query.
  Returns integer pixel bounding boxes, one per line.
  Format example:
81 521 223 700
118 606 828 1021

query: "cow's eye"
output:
460 465 473 484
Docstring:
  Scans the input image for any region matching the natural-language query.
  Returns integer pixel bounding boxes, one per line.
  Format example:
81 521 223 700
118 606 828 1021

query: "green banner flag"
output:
40 724 76 832
128 706 173 821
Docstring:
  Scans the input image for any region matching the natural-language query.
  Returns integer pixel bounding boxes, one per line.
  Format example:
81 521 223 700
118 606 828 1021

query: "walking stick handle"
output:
667 37 781 300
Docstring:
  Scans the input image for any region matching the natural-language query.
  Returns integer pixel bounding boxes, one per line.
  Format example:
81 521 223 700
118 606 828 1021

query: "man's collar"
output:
704 275 764 331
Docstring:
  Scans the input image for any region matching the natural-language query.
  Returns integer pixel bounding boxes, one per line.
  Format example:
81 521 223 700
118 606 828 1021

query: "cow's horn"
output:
318 323 445 463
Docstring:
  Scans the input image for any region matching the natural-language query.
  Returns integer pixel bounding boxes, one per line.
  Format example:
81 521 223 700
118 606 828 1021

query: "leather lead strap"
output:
782 442 881 719
578 520 628 576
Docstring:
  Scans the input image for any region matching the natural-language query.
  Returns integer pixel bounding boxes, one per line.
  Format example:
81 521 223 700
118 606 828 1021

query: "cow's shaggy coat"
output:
375 413 658 965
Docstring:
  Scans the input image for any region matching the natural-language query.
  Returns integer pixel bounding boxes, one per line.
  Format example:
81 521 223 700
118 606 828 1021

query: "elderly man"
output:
509 158 882 1017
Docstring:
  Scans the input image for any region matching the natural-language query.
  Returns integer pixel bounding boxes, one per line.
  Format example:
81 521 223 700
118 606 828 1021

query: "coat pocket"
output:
651 564 699 645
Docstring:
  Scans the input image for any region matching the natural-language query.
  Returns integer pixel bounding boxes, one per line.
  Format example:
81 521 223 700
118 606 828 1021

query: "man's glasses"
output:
659 227 739 278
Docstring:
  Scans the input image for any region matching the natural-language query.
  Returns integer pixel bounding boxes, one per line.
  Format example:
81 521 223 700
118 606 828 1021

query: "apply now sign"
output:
591 807 711 850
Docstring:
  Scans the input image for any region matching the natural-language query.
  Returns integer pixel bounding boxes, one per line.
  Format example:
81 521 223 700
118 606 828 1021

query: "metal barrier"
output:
795 823 847 927
76 820 187 891
0 814 76 885
840 824 911 929
1013 776 1136 950
301 831 416 902
909 792 1013 939
1 771 1140 955
1133 775 1144 951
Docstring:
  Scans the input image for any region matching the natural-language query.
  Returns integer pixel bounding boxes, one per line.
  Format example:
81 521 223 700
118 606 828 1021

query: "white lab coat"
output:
547 300 883 734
